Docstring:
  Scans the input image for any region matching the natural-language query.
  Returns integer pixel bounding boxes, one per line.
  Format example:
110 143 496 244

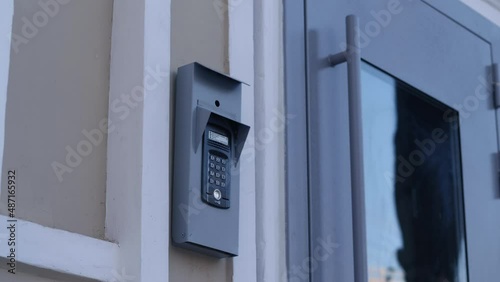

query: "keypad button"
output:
222 159 227 165
221 182 226 188
215 172 221 178
215 180 220 186
210 163 215 169
216 157 221 163
208 186 227 198
209 178 215 184
209 171 215 176
221 167 226 172
221 174 226 180
216 165 221 170
213 189 222 200
210 155 215 161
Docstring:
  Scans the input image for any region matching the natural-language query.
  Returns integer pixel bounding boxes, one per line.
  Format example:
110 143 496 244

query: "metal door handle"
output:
494 63 500 108
328 15 368 282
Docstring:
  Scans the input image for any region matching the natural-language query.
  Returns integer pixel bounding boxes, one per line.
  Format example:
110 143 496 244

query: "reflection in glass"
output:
361 62 468 282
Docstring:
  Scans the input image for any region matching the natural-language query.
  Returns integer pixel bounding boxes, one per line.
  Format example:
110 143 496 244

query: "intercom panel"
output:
171 63 250 258
202 122 232 209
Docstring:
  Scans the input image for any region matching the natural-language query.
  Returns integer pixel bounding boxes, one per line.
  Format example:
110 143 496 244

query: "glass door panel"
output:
361 62 468 282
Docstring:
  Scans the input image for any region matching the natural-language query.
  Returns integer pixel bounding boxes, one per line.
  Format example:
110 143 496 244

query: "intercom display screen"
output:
208 130 229 146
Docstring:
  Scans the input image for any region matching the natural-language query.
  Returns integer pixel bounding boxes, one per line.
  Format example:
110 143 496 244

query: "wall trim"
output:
0 215 119 281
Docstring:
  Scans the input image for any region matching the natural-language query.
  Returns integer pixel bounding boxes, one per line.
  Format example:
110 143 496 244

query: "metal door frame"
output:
284 1 500 281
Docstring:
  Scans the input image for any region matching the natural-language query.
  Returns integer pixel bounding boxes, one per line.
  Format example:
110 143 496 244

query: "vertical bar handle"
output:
328 15 368 282
494 63 500 108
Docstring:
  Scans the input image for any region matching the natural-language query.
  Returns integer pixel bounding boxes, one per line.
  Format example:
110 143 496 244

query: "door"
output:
286 1 500 281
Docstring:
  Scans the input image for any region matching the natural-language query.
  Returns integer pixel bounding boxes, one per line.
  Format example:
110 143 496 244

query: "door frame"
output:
284 1 500 281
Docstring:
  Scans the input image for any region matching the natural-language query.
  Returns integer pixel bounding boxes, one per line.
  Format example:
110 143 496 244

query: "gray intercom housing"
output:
172 63 250 258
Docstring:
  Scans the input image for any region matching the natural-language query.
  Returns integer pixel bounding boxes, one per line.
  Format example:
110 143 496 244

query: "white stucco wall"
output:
105 0 171 281
228 1 258 281
0 0 113 238
253 1 287 281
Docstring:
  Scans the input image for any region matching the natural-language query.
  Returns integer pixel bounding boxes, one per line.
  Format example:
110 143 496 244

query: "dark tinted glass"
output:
361 62 468 282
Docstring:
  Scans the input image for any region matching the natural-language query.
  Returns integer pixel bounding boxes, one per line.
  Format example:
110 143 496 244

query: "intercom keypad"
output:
202 126 231 209
205 152 230 208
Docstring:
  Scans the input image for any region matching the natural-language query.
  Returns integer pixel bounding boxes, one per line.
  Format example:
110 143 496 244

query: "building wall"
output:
167 0 285 280
0 271 60 282
0 0 12 205
169 0 233 281
171 0 229 74
0 0 496 281
0 2 66 281
0 0 113 239
461 0 500 26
